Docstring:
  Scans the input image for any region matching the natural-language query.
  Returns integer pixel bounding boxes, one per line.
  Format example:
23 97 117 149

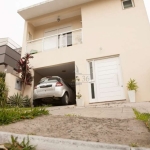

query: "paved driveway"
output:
47 102 150 119
1 102 150 148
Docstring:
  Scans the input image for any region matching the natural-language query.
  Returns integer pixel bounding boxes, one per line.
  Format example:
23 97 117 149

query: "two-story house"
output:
18 0 150 105
0 38 22 97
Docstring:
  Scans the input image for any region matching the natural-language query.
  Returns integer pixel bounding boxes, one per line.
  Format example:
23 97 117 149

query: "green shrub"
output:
0 107 49 125
0 72 6 81
8 93 31 107
0 78 8 108
4 135 36 150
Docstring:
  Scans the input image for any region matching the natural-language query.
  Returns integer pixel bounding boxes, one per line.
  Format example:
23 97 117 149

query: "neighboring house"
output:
18 0 150 105
0 38 21 72
0 38 22 96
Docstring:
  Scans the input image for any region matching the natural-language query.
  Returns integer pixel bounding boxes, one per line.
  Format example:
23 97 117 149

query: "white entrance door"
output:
91 57 125 102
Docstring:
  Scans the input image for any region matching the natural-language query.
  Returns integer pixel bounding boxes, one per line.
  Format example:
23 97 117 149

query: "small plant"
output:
127 79 138 91
130 143 138 147
76 92 82 99
76 76 80 82
65 114 80 117
4 135 36 150
8 93 31 107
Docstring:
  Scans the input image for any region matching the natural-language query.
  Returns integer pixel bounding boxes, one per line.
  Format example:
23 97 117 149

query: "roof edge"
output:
17 0 53 13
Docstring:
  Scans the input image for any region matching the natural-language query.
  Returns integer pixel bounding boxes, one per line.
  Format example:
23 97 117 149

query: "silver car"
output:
33 76 75 106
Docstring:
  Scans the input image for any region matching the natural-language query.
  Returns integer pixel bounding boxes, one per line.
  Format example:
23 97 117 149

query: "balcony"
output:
26 28 82 54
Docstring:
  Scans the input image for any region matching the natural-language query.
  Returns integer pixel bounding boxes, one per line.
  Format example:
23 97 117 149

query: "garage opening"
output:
33 62 76 106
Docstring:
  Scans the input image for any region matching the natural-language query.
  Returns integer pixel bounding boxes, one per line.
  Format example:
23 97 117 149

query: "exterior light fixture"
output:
62 70 66 73
57 16 60 22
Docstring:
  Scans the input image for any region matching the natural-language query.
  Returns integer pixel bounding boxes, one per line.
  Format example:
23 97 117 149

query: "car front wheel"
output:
61 93 69 105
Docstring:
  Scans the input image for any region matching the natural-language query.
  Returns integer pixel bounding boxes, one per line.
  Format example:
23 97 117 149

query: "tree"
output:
17 53 34 95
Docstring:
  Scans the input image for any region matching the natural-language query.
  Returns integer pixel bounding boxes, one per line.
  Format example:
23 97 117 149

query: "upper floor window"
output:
122 0 134 9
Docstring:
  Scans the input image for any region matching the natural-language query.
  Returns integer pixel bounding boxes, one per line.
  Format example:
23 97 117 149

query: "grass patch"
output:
133 108 150 122
0 107 49 125
133 108 150 130
65 114 80 117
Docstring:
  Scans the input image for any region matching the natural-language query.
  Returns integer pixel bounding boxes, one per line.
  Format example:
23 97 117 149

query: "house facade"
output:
0 38 22 97
0 38 21 72
18 0 150 105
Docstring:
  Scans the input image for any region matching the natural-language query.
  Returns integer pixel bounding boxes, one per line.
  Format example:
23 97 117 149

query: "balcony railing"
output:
26 28 82 54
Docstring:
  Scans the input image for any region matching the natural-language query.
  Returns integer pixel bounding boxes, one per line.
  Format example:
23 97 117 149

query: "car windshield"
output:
39 77 60 84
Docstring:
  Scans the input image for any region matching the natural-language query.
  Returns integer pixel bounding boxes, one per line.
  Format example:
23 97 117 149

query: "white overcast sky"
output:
0 0 150 46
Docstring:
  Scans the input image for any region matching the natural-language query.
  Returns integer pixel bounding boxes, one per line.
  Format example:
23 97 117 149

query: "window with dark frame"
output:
122 0 134 9
91 83 95 99
15 79 22 91
89 62 95 99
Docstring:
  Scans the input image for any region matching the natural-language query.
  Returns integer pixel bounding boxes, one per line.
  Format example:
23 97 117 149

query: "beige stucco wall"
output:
34 71 42 87
0 65 5 72
5 73 21 97
22 0 150 105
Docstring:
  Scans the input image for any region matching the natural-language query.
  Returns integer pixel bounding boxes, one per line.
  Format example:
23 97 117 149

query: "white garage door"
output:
89 57 125 103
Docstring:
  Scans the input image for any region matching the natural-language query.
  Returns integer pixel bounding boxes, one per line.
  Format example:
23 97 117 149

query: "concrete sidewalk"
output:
0 132 149 150
47 102 150 119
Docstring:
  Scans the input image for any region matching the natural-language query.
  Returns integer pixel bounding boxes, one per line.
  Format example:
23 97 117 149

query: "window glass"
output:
123 0 133 9
40 77 60 83
67 32 72 46
89 62 93 80
15 79 22 91
91 83 95 99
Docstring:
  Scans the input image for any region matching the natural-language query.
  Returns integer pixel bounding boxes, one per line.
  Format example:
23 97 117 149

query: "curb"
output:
0 132 149 150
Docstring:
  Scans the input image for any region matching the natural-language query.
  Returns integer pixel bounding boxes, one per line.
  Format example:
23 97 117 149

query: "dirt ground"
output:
0 115 150 148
